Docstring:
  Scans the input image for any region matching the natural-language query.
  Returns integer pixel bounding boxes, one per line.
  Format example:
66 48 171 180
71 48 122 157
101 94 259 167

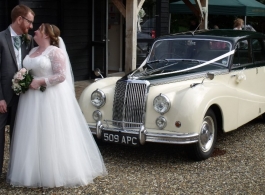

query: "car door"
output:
230 38 262 127
251 38 265 117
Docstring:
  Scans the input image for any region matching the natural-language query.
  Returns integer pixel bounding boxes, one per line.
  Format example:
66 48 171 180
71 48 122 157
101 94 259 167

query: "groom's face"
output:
20 12 34 34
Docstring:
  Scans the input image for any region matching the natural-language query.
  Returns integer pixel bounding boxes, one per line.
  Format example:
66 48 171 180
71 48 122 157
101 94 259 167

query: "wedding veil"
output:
58 37 75 92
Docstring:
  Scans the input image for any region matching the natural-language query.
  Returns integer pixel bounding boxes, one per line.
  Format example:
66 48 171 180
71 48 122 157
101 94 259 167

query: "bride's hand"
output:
30 79 45 90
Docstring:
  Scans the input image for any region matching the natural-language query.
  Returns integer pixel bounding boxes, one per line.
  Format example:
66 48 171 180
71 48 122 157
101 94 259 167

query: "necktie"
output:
13 36 21 50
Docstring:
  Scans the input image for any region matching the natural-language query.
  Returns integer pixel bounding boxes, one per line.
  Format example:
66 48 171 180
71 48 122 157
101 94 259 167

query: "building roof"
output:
170 0 265 16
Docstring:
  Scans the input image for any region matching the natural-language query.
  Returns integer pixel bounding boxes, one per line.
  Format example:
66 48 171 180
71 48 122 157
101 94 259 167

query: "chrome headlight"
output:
153 93 170 114
93 110 102 121
156 116 167 129
91 89 106 108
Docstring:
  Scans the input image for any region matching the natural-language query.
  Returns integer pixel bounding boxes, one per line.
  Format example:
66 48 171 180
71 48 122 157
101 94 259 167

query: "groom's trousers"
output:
0 95 19 175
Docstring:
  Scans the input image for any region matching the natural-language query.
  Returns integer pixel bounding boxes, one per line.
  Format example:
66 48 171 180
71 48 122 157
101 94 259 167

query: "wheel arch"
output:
208 104 223 133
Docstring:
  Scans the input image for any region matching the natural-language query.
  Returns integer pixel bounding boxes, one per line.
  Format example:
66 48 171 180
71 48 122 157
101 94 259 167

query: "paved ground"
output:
1 80 265 195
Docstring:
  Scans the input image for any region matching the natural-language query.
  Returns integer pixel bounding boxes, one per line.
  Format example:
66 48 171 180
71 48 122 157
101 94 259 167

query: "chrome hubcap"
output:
199 116 214 152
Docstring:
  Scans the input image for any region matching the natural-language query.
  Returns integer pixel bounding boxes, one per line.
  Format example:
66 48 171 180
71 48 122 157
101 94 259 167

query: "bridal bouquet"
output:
12 68 46 95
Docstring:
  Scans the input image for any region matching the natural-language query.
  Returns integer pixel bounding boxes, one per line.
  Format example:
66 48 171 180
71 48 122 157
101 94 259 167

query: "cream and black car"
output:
79 30 265 160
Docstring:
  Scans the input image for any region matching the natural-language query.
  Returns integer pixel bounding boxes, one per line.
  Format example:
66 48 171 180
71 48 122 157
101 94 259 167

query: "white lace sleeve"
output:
44 47 66 86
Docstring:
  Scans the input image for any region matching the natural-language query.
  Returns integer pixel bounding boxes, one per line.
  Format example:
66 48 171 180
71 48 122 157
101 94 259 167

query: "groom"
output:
0 5 35 177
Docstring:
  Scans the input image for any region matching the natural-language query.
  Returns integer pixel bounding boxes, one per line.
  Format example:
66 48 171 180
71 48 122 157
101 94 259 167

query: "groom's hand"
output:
0 100 7 113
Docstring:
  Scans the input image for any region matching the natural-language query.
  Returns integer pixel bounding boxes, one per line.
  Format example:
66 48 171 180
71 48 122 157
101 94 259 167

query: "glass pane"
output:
94 46 106 73
140 0 156 38
233 40 250 65
92 0 107 76
94 0 106 42
252 39 265 62
137 0 156 67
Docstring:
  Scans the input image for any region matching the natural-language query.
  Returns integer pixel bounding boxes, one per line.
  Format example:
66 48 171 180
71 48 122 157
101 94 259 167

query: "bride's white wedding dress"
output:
7 45 107 188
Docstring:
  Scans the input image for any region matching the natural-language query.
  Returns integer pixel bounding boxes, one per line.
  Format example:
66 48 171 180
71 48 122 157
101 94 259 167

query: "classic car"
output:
79 30 265 160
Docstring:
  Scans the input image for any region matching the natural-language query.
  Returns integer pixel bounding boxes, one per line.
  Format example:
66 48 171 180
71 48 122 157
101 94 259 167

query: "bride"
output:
7 23 107 188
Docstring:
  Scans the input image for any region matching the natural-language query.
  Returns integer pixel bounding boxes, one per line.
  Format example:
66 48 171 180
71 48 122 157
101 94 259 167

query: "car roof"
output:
156 29 265 43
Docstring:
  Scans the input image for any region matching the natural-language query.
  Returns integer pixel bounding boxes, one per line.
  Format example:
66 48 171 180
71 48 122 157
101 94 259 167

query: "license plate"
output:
102 131 139 146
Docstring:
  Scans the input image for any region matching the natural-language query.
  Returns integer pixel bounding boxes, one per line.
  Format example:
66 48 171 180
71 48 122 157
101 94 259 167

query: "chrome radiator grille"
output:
112 80 149 128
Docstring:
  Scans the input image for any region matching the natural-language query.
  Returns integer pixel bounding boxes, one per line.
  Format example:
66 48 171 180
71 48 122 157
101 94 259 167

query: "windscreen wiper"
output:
146 59 169 64
180 59 201 63
145 62 179 75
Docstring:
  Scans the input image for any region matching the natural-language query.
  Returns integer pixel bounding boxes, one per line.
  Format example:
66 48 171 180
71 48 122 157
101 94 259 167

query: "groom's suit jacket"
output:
0 28 34 105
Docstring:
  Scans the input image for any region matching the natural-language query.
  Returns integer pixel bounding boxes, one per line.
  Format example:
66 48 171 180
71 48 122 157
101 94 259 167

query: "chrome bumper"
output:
89 121 199 145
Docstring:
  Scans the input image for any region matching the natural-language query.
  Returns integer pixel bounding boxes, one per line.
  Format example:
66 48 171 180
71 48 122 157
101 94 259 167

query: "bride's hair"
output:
41 23 60 47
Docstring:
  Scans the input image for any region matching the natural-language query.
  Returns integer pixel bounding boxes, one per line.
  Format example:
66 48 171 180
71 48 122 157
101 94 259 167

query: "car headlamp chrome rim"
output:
153 93 170 114
91 89 106 108
92 110 102 122
156 116 167 129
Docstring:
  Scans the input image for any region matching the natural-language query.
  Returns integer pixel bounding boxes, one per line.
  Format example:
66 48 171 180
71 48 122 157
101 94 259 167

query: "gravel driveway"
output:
1 117 265 195
0 81 264 194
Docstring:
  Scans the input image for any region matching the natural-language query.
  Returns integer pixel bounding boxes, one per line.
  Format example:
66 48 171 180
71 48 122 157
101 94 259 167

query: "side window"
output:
232 39 251 67
252 39 265 63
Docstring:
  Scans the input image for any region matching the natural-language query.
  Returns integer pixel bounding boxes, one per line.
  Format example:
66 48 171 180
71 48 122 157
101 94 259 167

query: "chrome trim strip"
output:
149 69 229 86
146 132 198 144
88 122 199 144
104 119 143 130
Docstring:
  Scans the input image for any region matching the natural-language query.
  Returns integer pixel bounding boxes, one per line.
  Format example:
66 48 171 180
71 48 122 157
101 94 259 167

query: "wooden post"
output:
125 0 137 73
200 0 208 29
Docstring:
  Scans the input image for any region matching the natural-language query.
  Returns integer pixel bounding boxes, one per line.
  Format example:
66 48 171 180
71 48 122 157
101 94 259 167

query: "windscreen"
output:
148 39 231 66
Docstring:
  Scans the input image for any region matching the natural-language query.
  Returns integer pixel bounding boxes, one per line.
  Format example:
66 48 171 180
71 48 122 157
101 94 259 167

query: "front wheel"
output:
189 109 217 161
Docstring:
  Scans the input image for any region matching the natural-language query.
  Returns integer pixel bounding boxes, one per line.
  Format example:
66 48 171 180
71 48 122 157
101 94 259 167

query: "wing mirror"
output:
94 68 104 82
206 72 214 80
190 72 214 88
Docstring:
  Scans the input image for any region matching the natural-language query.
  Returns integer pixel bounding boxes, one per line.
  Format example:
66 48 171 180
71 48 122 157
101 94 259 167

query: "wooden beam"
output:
111 0 126 18
182 0 208 29
125 0 137 73
137 0 145 13
182 0 200 18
